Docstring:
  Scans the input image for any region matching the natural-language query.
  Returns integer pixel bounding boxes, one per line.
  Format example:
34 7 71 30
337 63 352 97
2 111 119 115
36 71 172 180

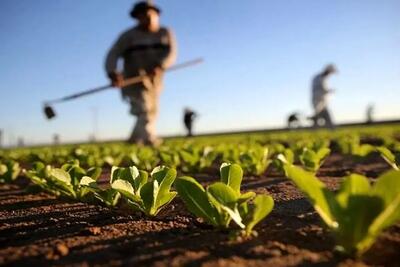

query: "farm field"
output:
1 125 400 267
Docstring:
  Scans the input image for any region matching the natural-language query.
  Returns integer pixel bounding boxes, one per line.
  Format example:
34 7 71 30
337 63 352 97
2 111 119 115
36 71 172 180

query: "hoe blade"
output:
44 105 56 120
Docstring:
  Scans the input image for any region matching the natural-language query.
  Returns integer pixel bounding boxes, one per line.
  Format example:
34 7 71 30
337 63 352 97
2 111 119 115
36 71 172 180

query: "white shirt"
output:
312 73 332 113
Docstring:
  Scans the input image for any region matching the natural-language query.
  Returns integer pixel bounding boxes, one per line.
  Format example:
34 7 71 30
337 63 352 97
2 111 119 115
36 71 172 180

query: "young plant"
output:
111 165 177 216
129 147 160 171
299 147 330 172
199 146 218 171
179 148 200 172
273 148 294 173
351 144 375 160
159 149 181 168
25 161 101 200
239 146 271 175
279 157 400 256
79 176 121 207
0 159 20 183
176 163 274 236
337 136 374 160
376 146 399 170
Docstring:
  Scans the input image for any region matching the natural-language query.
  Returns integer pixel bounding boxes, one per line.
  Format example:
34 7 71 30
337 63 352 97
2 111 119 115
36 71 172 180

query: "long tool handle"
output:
122 58 203 87
46 58 203 105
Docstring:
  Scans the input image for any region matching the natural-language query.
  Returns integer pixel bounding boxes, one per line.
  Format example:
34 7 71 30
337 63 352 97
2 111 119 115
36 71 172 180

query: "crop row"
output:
1 133 399 177
1 126 400 258
1 150 400 258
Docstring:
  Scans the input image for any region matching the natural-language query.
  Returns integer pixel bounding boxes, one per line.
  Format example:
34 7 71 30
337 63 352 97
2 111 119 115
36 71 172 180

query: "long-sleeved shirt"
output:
105 26 177 90
311 73 332 113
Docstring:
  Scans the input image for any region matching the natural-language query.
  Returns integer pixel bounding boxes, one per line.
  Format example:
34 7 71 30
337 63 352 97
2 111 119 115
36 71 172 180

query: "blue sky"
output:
0 0 399 146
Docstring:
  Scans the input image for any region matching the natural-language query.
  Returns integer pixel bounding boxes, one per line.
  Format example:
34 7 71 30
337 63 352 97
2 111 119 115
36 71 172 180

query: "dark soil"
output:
0 154 399 267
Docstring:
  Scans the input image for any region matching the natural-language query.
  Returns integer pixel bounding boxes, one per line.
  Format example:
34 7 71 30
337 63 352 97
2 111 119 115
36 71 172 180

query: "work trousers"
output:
122 84 162 145
313 108 334 129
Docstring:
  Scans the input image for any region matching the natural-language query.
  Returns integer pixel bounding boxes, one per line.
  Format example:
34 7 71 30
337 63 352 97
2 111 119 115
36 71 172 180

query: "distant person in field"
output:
183 108 197 137
366 104 374 124
105 1 177 145
287 112 301 128
311 64 337 128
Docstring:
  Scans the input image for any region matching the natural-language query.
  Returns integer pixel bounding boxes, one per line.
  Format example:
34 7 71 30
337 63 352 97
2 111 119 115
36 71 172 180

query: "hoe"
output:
43 58 203 119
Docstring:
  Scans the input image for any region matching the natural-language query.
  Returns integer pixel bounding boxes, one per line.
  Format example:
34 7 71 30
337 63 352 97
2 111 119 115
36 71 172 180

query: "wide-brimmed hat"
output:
130 1 161 18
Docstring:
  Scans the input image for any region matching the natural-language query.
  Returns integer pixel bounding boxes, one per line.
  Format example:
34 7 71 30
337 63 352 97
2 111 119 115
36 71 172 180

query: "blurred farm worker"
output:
287 112 301 129
366 104 374 124
105 1 177 145
311 64 337 128
183 108 197 137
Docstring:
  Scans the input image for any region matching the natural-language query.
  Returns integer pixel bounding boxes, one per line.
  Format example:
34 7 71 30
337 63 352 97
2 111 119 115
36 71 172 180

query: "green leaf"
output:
283 149 294 165
243 195 274 235
283 164 338 228
376 147 399 170
299 147 330 172
140 181 158 215
0 164 7 176
220 163 243 194
353 144 374 157
97 189 121 207
111 179 139 202
156 191 177 212
62 163 86 186
317 147 331 161
154 167 177 209
238 191 256 204
207 182 239 205
371 170 400 207
110 166 139 184
207 183 243 228
369 170 400 232
180 150 198 164
0 160 20 183
80 176 98 188
175 176 219 226
87 167 102 180
78 176 100 198
220 205 244 228
335 195 383 256
110 166 119 184
151 166 176 196
134 170 148 194
50 168 71 185
335 174 371 208
47 168 74 196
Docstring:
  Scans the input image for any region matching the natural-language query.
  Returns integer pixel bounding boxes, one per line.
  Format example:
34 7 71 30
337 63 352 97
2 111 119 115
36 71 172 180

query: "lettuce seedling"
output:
179 148 200 172
0 159 20 183
176 163 274 236
79 176 121 207
159 149 181 168
111 165 177 216
199 146 218 171
337 136 374 160
129 147 159 171
73 148 105 167
279 157 400 256
178 146 218 173
376 146 399 170
25 161 101 200
299 147 330 172
273 148 294 173
239 147 271 175
351 144 375 160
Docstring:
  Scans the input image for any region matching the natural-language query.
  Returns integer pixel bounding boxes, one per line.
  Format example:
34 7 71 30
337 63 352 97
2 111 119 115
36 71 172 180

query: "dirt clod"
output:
56 244 69 256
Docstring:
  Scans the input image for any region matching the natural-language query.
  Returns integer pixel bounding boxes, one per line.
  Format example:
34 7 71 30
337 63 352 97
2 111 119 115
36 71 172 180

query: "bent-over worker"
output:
311 64 337 129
